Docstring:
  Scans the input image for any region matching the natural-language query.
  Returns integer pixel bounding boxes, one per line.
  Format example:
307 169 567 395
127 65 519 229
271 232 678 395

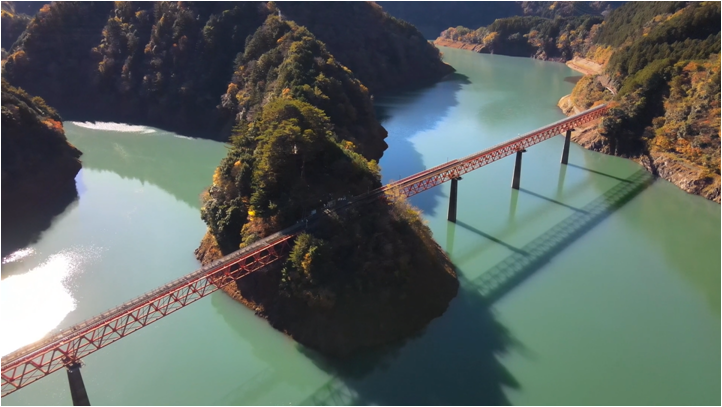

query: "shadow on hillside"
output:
375 72 470 216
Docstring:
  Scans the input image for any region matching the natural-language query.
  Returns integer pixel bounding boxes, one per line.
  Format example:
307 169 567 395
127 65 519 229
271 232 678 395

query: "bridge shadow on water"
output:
469 168 654 303
295 168 654 405
375 73 471 217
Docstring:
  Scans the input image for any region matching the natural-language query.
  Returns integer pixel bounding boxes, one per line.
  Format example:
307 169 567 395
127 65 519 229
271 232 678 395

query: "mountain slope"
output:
195 16 458 357
1 79 82 256
3 1 451 139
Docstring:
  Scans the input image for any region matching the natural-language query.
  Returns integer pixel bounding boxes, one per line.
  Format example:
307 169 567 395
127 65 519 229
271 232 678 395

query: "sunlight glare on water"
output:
1 247 101 356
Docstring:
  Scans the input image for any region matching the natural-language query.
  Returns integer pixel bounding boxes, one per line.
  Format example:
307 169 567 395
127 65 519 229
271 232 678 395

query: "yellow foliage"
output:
212 167 223 186
301 252 312 275
9 50 27 65
483 32 499 46
652 135 673 151
367 159 381 176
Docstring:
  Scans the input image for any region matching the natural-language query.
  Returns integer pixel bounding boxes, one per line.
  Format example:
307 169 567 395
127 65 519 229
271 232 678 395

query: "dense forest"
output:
438 14 603 60
195 15 458 356
2 1 452 140
1 79 82 256
436 1 720 201
1 6 31 51
379 1 614 38
574 1 720 200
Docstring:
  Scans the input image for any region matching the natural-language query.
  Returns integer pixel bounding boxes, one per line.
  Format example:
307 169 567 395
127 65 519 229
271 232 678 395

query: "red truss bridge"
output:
1 104 608 402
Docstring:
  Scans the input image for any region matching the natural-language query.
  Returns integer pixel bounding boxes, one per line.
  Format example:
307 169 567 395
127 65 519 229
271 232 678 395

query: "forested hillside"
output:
2 1 452 140
436 1 720 202
195 15 458 356
0 2 32 51
278 2 453 92
1 1 458 354
574 1 720 201
438 14 603 61
1 79 82 256
380 1 614 38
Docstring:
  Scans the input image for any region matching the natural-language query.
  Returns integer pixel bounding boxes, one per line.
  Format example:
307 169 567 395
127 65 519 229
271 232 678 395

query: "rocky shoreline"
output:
435 45 721 205
433 38 566 62
558 95 720 203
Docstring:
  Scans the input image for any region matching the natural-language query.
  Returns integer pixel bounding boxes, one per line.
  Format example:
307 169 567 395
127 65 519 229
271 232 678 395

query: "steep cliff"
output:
1 79 82 256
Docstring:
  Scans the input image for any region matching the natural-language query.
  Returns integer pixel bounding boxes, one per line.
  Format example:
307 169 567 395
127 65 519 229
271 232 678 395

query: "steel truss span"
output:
1 104 607 398
1 235 295 397
378 104 609 199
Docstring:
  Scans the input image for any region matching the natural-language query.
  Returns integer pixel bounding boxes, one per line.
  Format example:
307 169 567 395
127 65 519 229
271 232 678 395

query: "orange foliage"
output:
683 61 700 72
43 118 63 133
9 50 27 65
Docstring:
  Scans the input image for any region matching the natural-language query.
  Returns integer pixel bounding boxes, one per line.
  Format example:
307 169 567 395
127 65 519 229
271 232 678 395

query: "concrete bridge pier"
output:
66 363 91 406
560 129 572 164
447 176 462 222
511 150 526 190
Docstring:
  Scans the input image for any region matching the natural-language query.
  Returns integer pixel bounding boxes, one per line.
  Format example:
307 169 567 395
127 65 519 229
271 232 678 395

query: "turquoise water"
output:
2 47 718 405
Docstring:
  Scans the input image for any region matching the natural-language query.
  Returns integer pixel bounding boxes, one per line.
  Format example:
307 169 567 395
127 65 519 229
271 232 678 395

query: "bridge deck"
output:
1 105 608 397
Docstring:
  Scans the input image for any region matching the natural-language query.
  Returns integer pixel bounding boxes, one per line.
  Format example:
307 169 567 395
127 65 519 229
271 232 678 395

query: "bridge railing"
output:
1 104 609 398
1 234 296 396
379 104 608 198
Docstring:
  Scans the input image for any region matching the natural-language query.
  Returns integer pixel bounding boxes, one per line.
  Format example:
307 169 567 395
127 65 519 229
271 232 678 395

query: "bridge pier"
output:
447 177 461 222
560 129 572 164
66 362 91 406
511 150 526 190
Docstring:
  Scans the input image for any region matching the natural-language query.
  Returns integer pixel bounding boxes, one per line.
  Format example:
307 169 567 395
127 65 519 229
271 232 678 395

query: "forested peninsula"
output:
435 2 720 202
3 1 459 356
195 13 458 357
